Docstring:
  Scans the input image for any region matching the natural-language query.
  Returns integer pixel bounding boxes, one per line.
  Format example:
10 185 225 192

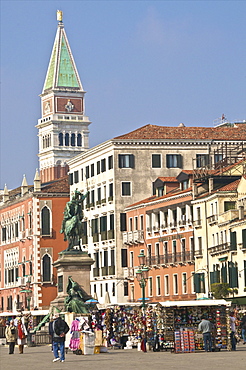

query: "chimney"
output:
239 205 244 220
21 175 28 196
192 183 198 199
34 169 41 192
3 184 9 203
209 178 214 193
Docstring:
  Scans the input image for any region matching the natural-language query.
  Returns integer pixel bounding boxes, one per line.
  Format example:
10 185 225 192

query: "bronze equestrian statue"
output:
60 189 87 251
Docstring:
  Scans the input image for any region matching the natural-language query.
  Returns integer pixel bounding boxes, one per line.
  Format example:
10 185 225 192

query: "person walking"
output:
198 315 213 352
17 318 27 354
52 314 69 363
5 320 17 354
229 311 237 351
240 312 246 344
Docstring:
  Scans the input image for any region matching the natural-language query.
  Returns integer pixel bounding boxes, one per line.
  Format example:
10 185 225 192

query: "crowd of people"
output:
3 310 246 360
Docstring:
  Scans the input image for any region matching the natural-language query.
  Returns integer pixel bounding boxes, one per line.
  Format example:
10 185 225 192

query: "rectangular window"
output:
97 187 101 202
109 214 114 230
149 277 153 296
100 216 107 233
140 215 144 230
74 170 79 183
156 276 161 296
182 273 187 294
91 190 95 204
97 161 100 175
81 168 83 181
194 273 205 293
173 274 178 295
112 282 115 296
198 237 202 254
230 231 237 251
69 173 73 185
120 213 127 231
91 163 94 177
124 281 129 296
134 217 138 231
118 154 134 168
130 251 134 267
164 275 169 295
166 154 182 168
111 249 115 267
109 183 113 197
196 154 209 168
122 182 131 196
152 154 161 168
108 155 113 170
121 249 128 267
242 229 246 248
85 165 90 179
101 158 106 172
224 201 236 212
214 154 223 164
58 275 63 293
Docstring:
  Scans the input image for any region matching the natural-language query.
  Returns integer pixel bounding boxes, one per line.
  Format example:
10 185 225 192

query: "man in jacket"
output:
5 320 17 354
198 315 214 352
52 314 69 362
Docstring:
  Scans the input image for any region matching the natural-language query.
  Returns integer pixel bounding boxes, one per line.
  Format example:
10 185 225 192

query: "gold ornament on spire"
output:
57 10 63 22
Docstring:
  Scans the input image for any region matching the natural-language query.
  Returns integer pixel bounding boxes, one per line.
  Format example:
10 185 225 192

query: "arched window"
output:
42 254 51 282
77 133 82 147
59 133 63 146
71 133 75 146
65 133 69 146
41 206 50 236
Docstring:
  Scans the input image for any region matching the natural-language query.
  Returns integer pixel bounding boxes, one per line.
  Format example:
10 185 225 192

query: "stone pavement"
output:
0 343 246 370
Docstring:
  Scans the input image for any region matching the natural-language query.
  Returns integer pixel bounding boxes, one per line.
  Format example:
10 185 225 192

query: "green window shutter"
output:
194 273 201 293
210 271 215 285
242 229 246 248
221 263 227 283
231 263 239 288
230 231 237 251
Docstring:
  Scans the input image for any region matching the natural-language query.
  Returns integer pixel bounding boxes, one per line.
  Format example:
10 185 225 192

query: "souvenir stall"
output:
155 300 231 353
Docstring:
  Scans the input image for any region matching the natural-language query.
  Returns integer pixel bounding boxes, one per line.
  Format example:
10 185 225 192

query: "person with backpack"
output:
52 314 69 363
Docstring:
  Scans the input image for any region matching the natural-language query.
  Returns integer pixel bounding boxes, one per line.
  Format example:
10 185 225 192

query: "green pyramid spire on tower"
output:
43 12 83 93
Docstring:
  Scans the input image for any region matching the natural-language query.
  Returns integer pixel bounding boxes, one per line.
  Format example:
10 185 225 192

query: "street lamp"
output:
136 252 149 351
20 281 32 311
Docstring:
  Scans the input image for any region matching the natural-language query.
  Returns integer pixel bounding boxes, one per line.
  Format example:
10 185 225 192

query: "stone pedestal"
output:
50 250 94 312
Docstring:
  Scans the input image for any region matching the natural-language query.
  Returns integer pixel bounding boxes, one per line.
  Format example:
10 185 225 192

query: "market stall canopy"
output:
157 299 231 307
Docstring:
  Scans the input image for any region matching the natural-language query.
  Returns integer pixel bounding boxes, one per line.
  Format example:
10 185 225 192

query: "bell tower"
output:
37 10 91 183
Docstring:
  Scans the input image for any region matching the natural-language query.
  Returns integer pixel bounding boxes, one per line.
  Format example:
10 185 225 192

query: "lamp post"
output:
136 251 149 348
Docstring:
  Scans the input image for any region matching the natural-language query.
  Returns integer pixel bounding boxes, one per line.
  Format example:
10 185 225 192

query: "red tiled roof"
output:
157 177 178 182
217 179 240 192
41 176 69 193
126 187 192 208
114 123 246 141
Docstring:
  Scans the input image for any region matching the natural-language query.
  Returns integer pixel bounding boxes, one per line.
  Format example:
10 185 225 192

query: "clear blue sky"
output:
1 0 246 190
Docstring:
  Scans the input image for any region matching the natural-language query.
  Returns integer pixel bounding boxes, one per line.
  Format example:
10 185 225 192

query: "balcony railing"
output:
147 252 195 266
193 219 202 228
207 214 218 224
208 242 230 255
